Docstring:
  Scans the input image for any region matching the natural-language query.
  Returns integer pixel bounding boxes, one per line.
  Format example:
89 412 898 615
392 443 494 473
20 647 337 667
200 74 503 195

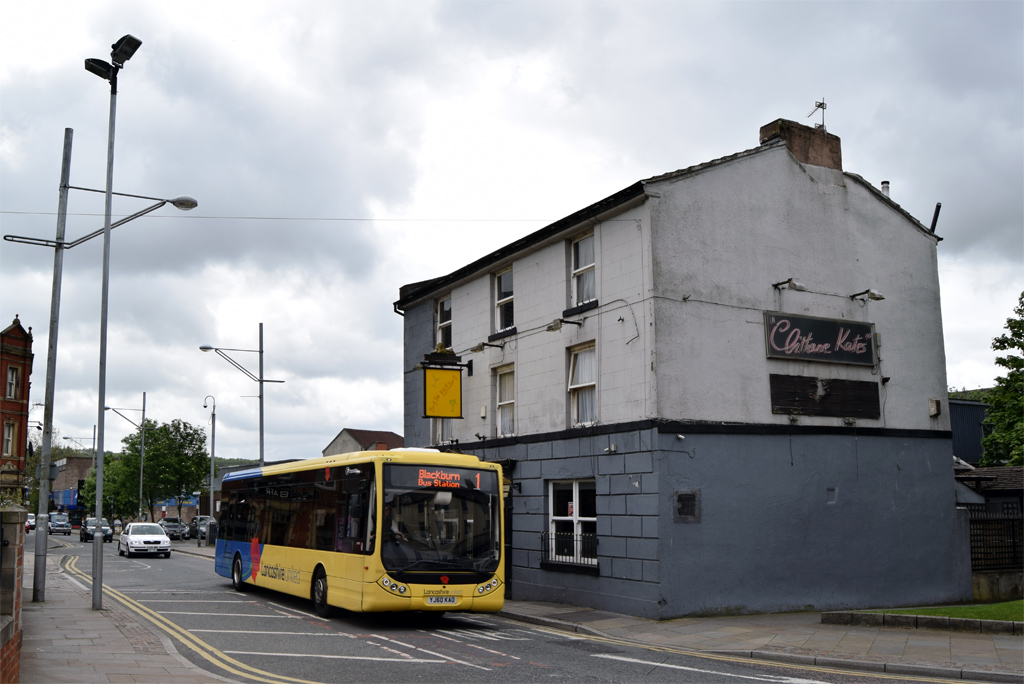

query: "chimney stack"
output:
881 180 890 197
759 119 843 171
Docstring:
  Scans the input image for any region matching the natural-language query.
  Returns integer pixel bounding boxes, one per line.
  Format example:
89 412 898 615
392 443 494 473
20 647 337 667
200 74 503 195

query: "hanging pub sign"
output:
764 312 877 366
421 346 466 419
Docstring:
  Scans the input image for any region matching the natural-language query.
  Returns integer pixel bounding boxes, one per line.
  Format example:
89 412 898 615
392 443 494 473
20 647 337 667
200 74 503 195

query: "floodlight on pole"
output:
4 35 193 607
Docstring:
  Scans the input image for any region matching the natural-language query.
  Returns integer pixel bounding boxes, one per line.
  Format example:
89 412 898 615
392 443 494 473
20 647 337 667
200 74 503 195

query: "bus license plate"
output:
427 596 457 604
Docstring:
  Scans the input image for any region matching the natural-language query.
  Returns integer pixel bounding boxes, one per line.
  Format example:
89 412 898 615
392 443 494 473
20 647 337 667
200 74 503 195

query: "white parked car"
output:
118 523 172 558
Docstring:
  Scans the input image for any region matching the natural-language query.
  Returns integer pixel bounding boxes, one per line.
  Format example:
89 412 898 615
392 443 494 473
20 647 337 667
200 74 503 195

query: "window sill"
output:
563 300 599 318
489 327 517 342
540 560 599 576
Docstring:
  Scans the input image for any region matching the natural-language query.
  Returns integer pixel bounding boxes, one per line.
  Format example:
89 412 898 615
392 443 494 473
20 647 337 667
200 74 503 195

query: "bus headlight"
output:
378 576 408 595
477 578 502 594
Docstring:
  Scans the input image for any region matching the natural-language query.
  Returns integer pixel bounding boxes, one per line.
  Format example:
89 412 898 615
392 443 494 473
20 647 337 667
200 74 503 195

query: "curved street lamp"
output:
62 426 96 467
200 323 284 467
105 393 147 523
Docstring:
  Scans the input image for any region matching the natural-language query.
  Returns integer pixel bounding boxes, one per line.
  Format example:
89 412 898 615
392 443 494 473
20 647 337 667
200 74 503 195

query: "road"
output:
50 534 941 684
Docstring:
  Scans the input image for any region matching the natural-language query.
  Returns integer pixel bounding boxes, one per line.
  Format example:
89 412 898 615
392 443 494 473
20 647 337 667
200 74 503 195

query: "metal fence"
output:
967 511 1023 572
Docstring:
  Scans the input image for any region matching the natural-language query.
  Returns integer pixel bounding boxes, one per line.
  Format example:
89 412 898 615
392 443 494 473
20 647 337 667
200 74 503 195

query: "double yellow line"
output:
64 556 324 684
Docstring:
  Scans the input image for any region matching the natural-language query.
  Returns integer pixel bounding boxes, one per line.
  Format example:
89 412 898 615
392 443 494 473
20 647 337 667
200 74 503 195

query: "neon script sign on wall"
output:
764 313 876 366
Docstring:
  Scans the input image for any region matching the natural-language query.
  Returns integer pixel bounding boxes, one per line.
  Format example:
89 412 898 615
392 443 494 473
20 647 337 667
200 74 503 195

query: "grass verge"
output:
871 600 1023 622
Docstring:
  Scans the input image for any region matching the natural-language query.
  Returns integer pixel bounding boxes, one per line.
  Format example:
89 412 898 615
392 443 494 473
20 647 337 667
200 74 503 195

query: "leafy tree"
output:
107 418 208 521
979 292 1023 466
78 450 130 520
948 387 992 403
114 418 161 521
148 419 208 520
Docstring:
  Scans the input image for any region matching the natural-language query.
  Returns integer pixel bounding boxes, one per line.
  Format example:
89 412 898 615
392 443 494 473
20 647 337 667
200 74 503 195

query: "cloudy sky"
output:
2 1 1021 463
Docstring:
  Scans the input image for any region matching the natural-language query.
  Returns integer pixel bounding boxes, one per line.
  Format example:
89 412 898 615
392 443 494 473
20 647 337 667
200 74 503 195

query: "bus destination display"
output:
386 464 497 493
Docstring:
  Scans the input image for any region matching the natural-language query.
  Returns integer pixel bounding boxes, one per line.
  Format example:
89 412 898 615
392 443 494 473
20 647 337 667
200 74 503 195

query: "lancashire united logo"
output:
250 537 262 581
440 575 449 585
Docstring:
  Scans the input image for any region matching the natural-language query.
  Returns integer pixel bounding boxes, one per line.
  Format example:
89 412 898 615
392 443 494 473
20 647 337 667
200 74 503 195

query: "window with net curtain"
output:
568 345 596 426
2 423 14 457
572 235 595 306
497 367 514 437
549 479 597 565
6 366 19 399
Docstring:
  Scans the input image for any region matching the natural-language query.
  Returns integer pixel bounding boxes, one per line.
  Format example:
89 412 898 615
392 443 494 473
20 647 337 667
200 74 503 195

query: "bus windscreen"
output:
380 464 500 574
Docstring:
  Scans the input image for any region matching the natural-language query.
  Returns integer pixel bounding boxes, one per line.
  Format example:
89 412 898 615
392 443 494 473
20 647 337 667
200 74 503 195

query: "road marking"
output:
444 628 502 641
592 654 829 683
139 599 256 603
190 630 344 636
370 633 492 671
159 611 303 618
466 642 521 659
226 651 446 663
425 631 463 643
63 556 326 684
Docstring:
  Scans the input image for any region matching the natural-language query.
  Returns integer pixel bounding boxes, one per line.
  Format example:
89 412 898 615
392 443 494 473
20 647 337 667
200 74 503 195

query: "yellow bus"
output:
214 449 504 617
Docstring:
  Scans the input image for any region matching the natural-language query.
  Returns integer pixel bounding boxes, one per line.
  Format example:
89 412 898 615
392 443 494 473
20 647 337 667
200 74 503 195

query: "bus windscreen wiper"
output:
396 559 466 573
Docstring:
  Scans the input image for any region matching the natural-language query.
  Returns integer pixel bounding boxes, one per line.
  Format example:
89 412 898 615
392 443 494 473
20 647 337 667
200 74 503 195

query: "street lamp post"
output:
105 393 146 521
87 33 142 611
2 36 196 606
203 396 215 547
200 323 284 467
5 171 195 608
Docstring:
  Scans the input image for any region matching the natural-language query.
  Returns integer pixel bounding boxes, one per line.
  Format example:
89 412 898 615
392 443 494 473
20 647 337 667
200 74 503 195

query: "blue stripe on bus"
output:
222 467 265 482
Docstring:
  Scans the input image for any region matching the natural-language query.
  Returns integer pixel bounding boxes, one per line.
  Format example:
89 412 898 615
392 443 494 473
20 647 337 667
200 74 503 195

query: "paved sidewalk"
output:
20 537 227 684
17 536 1024 683
502 601 1023 683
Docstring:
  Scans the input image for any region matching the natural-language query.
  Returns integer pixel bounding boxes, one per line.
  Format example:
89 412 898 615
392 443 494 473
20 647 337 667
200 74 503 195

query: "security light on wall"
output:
849 289 885 301
545 318 584 332
772 278 807 291
469 342 504 353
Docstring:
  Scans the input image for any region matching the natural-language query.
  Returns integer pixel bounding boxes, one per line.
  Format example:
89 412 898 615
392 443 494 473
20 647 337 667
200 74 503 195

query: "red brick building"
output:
0 316 33 504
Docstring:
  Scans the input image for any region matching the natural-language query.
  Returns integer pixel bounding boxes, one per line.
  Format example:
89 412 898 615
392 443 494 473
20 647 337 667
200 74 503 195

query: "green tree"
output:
980 292 1024 466
148 419 209 520
113 418 209 521
116 418 161 521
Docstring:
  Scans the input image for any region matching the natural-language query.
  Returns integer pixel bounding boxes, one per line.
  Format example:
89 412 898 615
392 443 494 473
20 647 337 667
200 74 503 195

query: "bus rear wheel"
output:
231 556 249 592
311 568 334 618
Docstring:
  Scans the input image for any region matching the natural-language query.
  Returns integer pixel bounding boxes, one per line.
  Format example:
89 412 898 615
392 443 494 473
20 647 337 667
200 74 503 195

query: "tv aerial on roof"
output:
807 98 827 132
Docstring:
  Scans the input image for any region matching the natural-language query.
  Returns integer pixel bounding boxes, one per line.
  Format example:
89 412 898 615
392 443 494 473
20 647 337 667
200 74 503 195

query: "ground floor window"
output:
545 479 597 566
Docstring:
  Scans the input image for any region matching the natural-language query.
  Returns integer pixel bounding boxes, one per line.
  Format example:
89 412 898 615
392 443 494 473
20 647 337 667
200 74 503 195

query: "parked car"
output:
49 514 71 535
26 513 35 530
118 522 171 558
158 517 187 540
80 517 113 543
188 515 212 540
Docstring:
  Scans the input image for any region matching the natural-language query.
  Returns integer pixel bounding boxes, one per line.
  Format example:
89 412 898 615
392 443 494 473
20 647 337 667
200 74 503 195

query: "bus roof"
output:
222 449 496 482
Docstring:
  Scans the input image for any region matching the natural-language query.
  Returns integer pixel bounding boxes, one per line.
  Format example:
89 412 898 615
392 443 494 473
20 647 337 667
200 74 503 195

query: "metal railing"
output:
541 532 597 566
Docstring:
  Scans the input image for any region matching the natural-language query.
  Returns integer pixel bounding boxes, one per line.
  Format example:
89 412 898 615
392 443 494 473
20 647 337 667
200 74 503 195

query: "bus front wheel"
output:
231 556 249 592
312 568 334 618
